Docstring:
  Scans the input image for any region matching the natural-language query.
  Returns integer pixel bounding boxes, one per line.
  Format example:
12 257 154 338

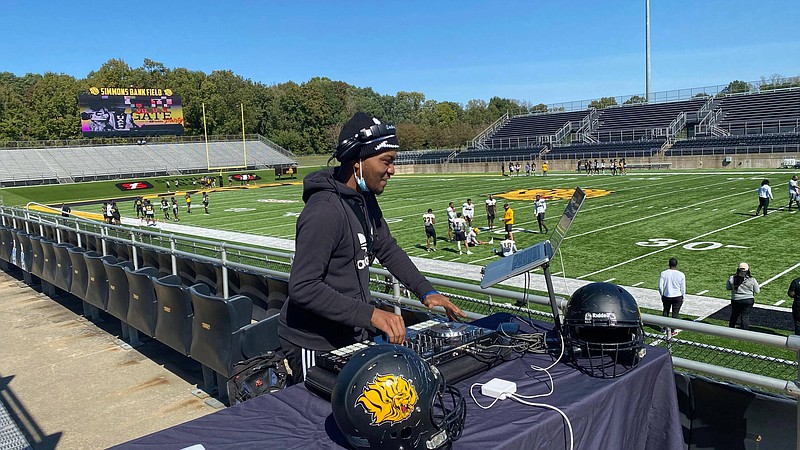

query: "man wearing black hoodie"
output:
279 112 466 384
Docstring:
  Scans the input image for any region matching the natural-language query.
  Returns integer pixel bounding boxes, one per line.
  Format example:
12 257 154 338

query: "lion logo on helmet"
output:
356 373 418 425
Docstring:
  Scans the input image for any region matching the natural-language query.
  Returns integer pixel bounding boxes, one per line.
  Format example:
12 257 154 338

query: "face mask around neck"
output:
355 160 368 192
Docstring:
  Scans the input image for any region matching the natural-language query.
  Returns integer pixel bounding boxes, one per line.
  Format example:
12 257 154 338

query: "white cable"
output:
469 382 502 409
509 393 574 450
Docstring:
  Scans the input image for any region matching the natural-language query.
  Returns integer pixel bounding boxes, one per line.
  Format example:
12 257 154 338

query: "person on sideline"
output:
485 194 497 231
726 262 760 330
278 112 465 384
422 208 437 252
659 257 686 334
446 201 457 242
462 198 475 228
534 194 549 234
788 175 800 211
502 203 515 240
493 233 518 257
452 212 471 255
755 179 773 216
786 274 800 335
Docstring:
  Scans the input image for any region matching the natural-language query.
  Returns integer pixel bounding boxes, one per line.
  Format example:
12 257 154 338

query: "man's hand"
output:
423 293 467 322
371 308 406 344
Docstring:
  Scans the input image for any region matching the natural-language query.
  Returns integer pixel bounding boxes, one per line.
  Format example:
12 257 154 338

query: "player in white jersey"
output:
422 208 437 252
494 233 518 257
446 201 457 241
534 194 549 234
485 194 497 230
451 213 472 255
462 198 475 227
466 227 492 247
789 175 800 211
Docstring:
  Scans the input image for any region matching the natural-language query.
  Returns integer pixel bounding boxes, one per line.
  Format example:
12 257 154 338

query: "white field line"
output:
760 260 800 287
696 290 709 295
577 213 762 279
631 281 644 287
775 300 786 306
567 189 749 240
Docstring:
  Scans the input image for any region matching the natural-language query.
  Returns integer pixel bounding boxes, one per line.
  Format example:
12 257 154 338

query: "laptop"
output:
480 187 586 289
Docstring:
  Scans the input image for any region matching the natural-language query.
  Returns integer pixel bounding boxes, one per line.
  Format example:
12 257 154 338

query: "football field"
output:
114 169 800 309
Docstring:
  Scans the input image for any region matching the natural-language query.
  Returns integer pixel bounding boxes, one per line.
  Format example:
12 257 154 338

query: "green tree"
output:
588 96 618 109
721 80 750 95
623 95 646 105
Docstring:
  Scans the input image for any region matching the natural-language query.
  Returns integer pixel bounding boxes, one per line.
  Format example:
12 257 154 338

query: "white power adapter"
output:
481 378 517 400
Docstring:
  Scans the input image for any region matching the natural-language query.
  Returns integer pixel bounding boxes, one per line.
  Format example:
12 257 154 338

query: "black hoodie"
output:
278 168 435 351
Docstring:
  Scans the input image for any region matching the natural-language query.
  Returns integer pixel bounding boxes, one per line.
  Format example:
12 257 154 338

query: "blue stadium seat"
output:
188 284 280 403
153 275 194 356
124 266 160 338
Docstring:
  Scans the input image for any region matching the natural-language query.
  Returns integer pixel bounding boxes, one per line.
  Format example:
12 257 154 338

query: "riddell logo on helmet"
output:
356 373 418 425
584 312 617 324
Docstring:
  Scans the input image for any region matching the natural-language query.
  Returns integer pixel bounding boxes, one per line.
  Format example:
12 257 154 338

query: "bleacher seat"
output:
125 266 160 337
188 284 281 403
67 246 89 300
52 243 74 293
153 275 195 356
192 258 223 296
104 258 135 321
28 235 45 280
0 138 295 186
84 253 115 312
265 276 289 318
233 269 271 321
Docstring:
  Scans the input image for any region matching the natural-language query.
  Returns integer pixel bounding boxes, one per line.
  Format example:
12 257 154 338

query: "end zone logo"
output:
498 188 611 201
115 181 154 191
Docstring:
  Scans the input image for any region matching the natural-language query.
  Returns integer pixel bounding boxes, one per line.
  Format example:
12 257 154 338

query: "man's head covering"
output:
337 112 399 161
738 262 749 271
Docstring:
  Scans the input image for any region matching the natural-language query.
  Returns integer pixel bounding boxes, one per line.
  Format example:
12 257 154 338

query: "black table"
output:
116 317 683 450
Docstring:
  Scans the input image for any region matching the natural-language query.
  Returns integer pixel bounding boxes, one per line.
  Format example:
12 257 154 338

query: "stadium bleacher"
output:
708 89 800 136
0 137 295 186
591 98 706 142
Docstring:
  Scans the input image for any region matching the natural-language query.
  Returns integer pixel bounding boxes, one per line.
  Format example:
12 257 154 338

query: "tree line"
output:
1 59 796 154
0 58 532 154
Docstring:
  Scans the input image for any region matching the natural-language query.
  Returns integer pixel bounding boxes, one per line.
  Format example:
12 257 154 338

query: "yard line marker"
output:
694 208 701 211
695 290 709 295
578 213 761 279
760 260 800 287
712 208 718 211
604 277 616 282
631 281 644 287
552 271 563 276
567 190 750 240
775 300 786 306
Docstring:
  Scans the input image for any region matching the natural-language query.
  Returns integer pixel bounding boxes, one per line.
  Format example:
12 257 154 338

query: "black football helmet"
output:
331 344 466 450
563 282 646 378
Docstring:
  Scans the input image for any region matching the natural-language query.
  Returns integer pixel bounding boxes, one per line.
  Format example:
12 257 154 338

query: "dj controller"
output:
305 319 510 399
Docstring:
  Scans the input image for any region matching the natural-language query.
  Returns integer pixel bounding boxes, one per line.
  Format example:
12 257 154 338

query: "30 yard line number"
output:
636 238 746 251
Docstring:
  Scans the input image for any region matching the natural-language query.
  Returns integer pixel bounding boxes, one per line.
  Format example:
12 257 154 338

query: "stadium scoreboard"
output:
79 86 184 137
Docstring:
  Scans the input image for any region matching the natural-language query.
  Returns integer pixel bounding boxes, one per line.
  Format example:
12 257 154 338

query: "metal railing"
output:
471 112 510 149
2 205 799 400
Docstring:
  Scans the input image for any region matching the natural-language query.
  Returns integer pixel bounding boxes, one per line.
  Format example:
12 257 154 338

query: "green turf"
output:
5 168 800 380
14 169 800 308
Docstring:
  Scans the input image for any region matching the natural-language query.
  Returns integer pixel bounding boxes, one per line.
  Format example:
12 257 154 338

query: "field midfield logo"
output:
498 188 611 201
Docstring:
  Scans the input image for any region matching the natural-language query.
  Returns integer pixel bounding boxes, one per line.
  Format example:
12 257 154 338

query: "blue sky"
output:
1 0 798 106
